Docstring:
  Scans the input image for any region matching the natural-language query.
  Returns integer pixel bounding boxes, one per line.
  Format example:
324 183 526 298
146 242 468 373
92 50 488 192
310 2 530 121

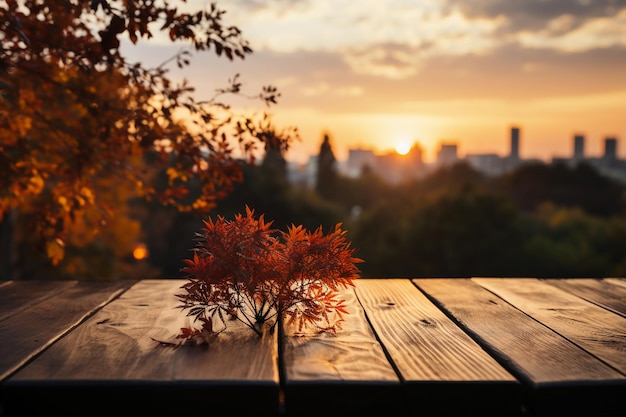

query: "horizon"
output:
123 0 626 165
285 124 622 165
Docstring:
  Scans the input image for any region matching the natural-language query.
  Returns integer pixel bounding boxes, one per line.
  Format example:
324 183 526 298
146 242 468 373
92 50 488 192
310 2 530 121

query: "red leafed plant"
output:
173 206 362 344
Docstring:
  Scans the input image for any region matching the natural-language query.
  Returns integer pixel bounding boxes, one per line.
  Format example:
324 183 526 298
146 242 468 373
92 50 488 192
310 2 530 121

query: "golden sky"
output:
127 0 626 164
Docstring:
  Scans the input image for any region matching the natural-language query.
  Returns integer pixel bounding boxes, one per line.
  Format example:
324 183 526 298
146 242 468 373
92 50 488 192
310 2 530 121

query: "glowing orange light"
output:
133 243 149 260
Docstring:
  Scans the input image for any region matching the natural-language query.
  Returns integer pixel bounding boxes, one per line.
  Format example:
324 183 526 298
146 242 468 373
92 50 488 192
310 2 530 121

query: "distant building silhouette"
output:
510 126 520 160
553 134 587 168
593 137 626 182
344 143 425 184
436 143 458 167
552 135 626 183
465 153 502 177
287 158 316 189
573 134 585 161
287 126 626 186
346 148 377 178
466 126 533 176
604 137 618 161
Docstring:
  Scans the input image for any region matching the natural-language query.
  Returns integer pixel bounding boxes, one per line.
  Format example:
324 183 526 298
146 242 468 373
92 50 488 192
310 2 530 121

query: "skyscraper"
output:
573 134 585 160
437 143 458 166
510 126 520 159
604 137 617 160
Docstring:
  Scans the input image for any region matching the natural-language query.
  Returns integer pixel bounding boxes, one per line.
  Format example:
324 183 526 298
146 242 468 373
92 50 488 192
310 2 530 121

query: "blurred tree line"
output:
351 162 626 278
110 134 626 279
211 135 626 279
4 133 626 280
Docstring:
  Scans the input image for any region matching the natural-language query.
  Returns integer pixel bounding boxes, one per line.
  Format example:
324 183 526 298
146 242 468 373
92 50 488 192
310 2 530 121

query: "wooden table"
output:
0 278 624 417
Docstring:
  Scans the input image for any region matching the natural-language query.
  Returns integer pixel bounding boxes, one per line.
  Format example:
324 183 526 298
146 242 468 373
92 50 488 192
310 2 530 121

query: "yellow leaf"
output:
80 187 94 204
166 167 178 183
58 196 70 211
46 238 65 265
27 171 44 194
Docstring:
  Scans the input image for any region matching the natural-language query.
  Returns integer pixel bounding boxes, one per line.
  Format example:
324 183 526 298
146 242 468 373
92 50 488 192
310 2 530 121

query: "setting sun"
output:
395 141 411 155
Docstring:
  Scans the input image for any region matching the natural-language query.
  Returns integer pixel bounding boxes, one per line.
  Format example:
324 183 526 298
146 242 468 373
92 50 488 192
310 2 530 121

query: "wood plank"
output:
3 279 279 417
544 278 626 317
474 278 626 375
358 279 521 417
281 283 401 417
415 278 626 417
0 280 76 322
605 277 626 289
0 280 133 382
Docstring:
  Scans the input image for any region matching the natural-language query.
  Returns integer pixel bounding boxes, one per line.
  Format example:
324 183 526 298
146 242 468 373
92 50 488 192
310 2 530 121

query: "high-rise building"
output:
604 137 618 160
573 134 585 160
510 126 520 159
437 143 458 166
346 148 376 177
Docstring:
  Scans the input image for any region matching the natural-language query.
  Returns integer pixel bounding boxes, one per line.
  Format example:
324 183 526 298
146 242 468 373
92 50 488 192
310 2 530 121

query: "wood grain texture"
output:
3 278 625 417
0 280 133 382
474 278 626 375
543 278 626 317
358 278 521 417
357 279 514 381
415 278 626 417
4 279 279 417
281 284 401 417
604 277 626 289
0 280 76 322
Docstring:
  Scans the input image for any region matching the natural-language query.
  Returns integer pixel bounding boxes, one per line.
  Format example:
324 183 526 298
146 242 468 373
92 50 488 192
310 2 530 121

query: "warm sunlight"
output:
395 141 411 155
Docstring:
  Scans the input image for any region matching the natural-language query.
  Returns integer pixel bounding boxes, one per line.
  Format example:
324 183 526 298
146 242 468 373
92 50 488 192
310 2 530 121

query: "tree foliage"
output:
404 186 525 277
349 161 626 278
496 162 624 216
13 166 160 279
170 207 362 343
0 0 297 264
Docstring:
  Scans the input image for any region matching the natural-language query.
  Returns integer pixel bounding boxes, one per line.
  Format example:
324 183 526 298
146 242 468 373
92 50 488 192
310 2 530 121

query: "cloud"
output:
300 82 364 97
261 44 626 115
227 0 317 16
445 0 626 29
444 0 626 52
343 44 424 79
132 0 626 82
224 0 508 79
518 9 626 51
126 1 626 118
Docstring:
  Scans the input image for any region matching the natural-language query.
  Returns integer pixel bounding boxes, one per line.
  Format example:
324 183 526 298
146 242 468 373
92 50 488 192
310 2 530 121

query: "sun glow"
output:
395 141 411 155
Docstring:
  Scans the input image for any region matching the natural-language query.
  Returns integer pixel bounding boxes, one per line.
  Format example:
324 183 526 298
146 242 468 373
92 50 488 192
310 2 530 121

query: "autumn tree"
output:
0 0 298 271
172 207 361 342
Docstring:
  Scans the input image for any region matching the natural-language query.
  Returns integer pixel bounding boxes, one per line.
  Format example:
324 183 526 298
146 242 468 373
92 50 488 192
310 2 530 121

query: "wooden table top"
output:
0 278 624 417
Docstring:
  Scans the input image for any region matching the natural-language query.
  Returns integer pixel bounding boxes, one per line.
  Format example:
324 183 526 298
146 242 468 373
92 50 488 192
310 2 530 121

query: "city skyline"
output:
286 124 626 188
306 125 621 164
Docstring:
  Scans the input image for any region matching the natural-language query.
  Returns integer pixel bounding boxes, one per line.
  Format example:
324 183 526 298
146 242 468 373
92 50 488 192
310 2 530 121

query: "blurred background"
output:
2 0 625 280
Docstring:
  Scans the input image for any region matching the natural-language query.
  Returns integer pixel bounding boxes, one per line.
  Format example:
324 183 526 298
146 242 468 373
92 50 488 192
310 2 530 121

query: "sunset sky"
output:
127 0 626 164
